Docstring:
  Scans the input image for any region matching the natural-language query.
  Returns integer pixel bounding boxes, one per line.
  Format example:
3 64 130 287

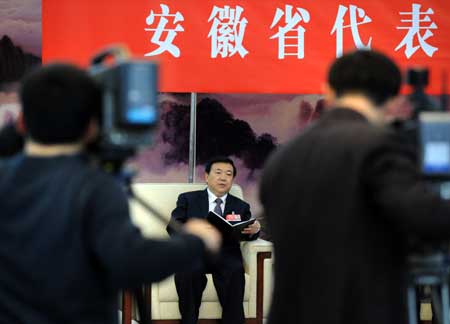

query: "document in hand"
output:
207 211 256 240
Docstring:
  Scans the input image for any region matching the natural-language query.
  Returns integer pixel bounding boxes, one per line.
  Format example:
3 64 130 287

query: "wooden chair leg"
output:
122 290 133 324
256 252 272 324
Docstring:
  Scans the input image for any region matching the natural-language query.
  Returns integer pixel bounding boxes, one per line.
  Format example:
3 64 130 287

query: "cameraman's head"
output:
324 49 401 122
19 63 101 153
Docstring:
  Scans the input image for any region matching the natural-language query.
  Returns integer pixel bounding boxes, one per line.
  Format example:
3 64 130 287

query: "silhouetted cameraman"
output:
0 63 221 324
260 49 450 324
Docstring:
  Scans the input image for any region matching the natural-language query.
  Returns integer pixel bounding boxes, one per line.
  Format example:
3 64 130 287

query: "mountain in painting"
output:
0 35 41 83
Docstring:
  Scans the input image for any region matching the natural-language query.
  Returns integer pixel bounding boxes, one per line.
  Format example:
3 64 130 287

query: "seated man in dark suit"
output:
167 156 261 324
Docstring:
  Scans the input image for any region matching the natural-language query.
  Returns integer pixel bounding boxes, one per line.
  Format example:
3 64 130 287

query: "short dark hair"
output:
205 156 237 178
327 49 402 106
19 63 101 144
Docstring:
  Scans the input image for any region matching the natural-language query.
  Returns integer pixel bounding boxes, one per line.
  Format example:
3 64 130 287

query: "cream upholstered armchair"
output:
120 183 273 324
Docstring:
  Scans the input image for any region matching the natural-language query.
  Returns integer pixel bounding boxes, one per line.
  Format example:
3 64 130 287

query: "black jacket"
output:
0 154 206 324
260 108 450 324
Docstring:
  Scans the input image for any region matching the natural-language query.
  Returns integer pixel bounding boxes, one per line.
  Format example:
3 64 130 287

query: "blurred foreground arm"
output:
84 175 221 289
184 218 222 254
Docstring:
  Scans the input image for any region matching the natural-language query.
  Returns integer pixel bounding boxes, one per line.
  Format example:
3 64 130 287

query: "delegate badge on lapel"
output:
226 212 241 221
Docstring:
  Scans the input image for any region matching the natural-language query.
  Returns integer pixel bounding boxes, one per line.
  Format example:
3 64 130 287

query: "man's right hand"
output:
184 219 222 254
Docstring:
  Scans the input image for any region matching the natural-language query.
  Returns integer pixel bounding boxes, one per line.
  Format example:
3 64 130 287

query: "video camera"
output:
405 68 450 184
395 68 450 324
391 67 448 182
89 46 159 170
89 48 163 323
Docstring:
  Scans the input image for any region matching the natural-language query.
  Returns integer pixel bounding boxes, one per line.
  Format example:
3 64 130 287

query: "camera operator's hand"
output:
184 219 222 254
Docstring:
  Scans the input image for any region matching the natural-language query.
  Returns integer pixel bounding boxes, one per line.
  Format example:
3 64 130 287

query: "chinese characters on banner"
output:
42 0 450 94
395 4 438 58
143 3 438 60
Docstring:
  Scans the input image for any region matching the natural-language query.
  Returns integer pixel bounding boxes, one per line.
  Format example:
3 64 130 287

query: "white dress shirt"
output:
207 188 228 214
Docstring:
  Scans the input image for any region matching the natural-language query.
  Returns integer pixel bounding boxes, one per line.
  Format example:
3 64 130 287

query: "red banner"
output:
42 1 450 94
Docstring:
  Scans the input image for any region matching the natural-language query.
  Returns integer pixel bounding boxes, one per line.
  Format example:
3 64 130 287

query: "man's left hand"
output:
241 220 261 235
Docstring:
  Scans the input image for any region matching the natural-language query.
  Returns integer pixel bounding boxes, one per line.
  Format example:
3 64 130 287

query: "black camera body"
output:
418 112 450 189
405 68 450 182
89 48 159 165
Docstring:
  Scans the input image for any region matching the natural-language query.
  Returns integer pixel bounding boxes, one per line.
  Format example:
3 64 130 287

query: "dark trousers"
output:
174 249 245 324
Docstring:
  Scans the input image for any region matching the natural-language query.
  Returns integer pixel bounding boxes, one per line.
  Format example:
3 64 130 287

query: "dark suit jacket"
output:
0 154 206 324
260 108 450 324
168 189 258 253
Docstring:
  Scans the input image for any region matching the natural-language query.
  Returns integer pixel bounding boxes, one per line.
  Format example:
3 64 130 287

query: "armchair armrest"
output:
240 239 273 320
241 238 273 273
